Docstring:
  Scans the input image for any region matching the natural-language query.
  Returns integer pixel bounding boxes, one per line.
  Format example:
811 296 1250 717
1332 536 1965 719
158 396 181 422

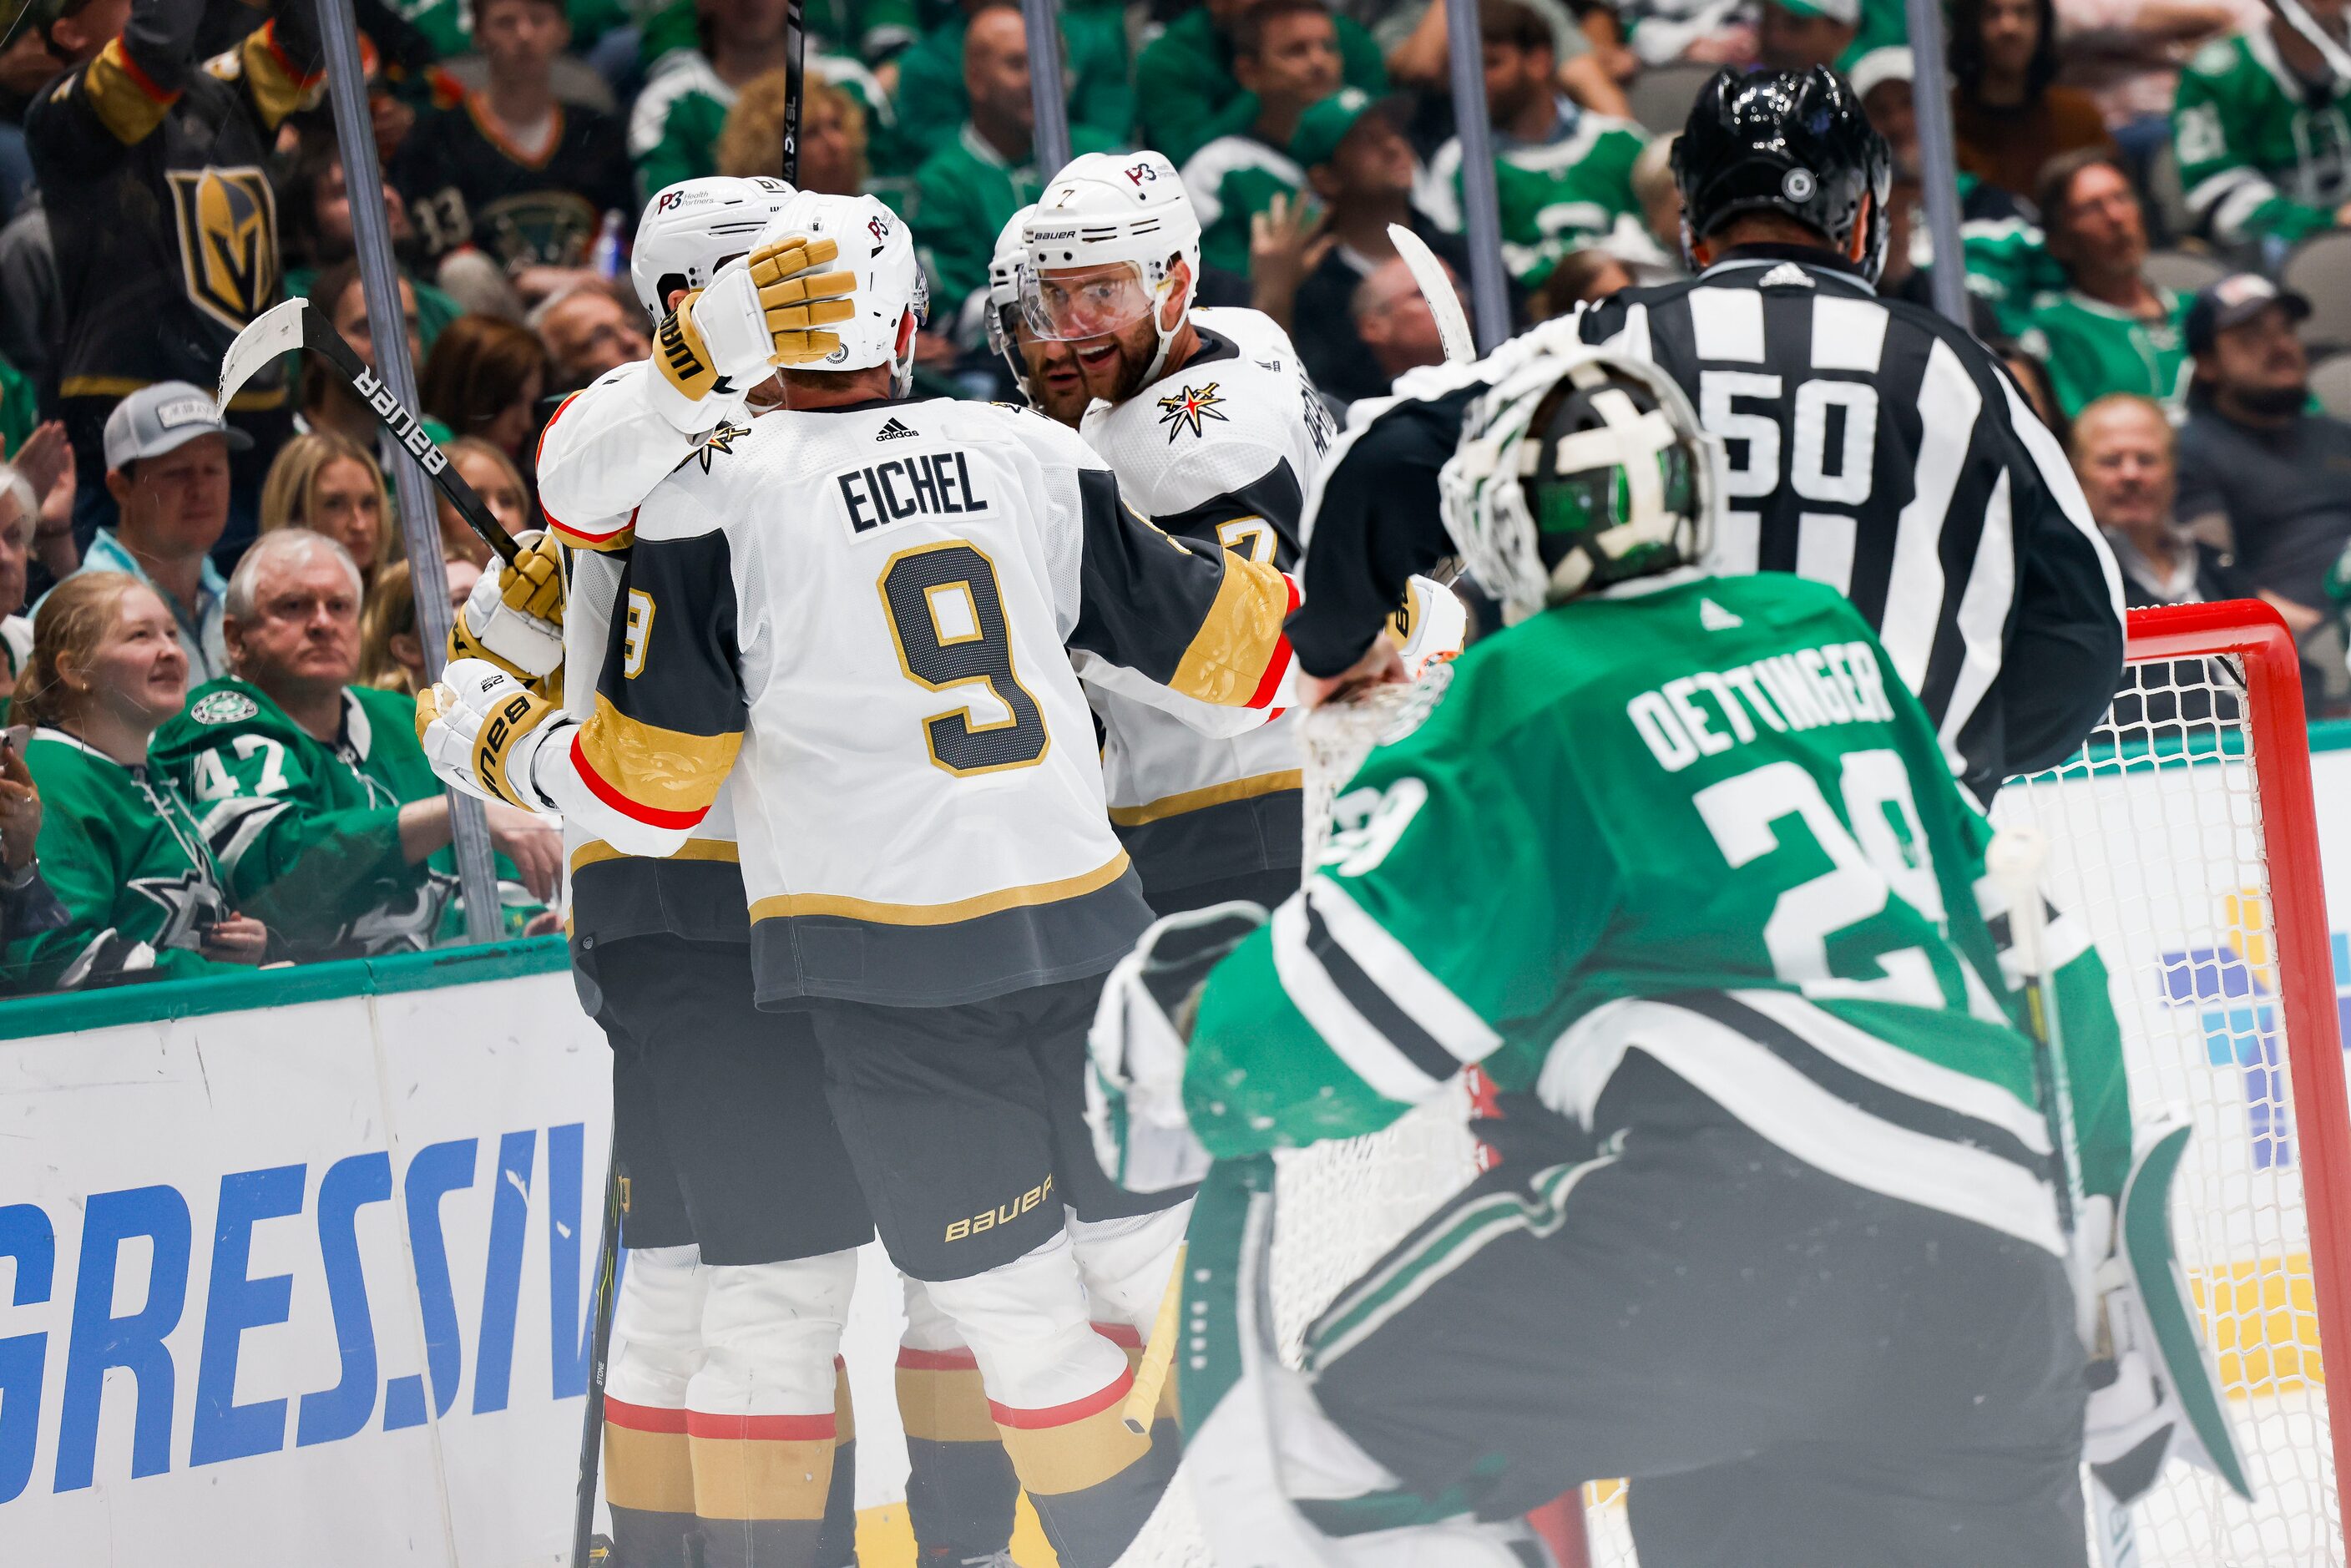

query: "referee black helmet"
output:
1671 68 1893 281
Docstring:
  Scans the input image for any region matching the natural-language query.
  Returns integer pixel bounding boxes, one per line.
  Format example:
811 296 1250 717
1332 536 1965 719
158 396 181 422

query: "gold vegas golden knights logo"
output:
168 166 278 331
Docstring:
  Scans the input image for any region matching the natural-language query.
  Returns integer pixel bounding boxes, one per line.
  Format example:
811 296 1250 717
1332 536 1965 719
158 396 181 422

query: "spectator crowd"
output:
0 0 2348 995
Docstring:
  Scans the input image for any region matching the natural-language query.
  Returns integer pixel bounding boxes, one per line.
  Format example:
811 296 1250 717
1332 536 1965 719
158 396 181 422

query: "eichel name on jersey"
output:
1290 249 2126 793
561 396 1297 1009
1079 308 1332 903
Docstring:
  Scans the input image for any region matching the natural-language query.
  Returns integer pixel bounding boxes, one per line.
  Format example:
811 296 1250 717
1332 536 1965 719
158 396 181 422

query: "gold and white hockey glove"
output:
1086 901 1269 1194
1383 573 1470 679
652 233 857 403
417 658 573 812
458 529 567 678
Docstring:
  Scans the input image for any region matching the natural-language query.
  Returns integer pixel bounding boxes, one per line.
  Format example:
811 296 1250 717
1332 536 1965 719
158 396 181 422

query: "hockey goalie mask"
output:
1441 347 1725 624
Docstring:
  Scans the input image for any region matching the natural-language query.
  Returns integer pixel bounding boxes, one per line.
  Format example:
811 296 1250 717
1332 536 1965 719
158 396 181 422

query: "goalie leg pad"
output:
897 1277 1019 1561
604 1243 705 1559
686 1250 857 1568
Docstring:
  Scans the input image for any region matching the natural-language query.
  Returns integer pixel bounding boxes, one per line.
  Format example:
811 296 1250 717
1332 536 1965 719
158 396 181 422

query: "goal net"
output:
1118 601 2350 1568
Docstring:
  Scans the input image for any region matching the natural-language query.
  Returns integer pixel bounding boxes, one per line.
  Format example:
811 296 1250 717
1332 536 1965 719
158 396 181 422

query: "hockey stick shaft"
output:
1122 1241 1186 1434
216 298 523 566
573 1132 624 1568
781 0 806 184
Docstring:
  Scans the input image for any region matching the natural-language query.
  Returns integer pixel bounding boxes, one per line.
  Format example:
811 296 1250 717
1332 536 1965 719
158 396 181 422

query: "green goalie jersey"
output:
1185 572 2131 1250
149 679 484 960
2173 28 2351 248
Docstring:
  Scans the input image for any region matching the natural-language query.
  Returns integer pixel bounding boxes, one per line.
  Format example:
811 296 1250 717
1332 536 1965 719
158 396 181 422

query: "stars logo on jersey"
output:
190 690 260 726
683 421 751 473
1156 382 1228 443
127 868 229 953
1700 598 1745 630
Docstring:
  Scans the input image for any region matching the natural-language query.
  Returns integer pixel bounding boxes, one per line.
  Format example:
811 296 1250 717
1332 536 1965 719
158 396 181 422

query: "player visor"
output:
1020 261 1159 341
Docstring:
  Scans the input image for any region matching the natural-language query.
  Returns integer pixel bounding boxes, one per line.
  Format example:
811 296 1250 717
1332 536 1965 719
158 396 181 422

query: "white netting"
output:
1120 645 2344 1567
1995 650 2340 1568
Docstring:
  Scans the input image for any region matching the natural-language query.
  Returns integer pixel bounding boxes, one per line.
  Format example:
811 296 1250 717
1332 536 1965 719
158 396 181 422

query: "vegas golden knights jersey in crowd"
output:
25 0 320 409
390 94 634 271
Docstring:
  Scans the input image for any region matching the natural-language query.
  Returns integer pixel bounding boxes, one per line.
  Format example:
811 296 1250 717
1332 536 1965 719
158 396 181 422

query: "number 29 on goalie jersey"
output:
1186 571 2132 1237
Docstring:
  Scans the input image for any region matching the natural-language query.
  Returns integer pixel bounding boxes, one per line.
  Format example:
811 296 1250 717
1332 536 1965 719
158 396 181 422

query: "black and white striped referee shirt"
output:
1293 245 2127 792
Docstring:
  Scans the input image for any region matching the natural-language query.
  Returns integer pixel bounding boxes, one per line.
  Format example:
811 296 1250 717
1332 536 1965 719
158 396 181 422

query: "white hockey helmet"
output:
986 203 1037 397
1440 341 1726 624
629 176 796 321
759 190 928 395
1019 151 1202 382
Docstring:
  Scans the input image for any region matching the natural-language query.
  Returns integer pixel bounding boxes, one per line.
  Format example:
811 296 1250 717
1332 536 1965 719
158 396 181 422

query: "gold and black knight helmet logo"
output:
168 167 278 331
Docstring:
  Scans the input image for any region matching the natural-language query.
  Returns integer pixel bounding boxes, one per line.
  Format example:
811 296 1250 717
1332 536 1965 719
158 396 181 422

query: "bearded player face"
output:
1028 257 1193 405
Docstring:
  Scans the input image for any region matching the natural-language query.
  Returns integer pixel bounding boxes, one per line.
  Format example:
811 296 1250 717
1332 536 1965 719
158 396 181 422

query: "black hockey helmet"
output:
1671 67 1893 281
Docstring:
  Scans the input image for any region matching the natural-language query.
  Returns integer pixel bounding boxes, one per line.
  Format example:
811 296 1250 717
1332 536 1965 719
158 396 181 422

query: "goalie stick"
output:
1987 827 2141 1568
215 297 523 567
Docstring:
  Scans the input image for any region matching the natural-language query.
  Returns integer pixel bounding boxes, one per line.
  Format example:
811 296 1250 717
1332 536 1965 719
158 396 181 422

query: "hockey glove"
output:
1087 900 1269 1193
458 529 567 678
417 658 573 812
653 235 857 405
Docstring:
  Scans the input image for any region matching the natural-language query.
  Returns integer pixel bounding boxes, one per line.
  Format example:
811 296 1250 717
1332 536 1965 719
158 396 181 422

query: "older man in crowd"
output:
2176 274 2351 711
531 280 653 394
2075 392 2245 725
52 383 244 683
2075 394 2238 606
2022 150 2195 419
150 529 560 961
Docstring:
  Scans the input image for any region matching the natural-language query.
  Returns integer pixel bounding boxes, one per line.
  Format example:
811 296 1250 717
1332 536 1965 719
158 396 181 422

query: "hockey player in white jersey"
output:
1023 150 1337 915
983 205 1089 428
458 176 878 1568
422 190 1301 1568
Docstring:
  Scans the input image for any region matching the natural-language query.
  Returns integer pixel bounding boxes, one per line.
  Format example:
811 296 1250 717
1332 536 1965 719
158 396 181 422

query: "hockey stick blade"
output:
218 298 522 565
1388 224 1476 366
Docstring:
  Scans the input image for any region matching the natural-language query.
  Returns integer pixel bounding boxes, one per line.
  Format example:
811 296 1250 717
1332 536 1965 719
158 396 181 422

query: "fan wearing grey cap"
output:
40 382 249 685
2174 273 2351 702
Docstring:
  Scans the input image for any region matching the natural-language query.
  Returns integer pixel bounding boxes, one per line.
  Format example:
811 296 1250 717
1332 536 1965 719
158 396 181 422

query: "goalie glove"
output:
1086 901 1269 1193
458 529 567 678
417 658 573 812
651 233 858 407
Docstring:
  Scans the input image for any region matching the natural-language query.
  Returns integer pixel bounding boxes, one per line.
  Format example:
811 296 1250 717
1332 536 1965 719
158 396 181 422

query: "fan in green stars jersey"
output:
1089 343 2243 1565
2173 10 2351 250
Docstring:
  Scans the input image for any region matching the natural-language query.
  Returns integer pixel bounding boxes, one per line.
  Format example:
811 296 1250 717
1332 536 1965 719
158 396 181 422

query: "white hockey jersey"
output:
526 362 756 949
539 394 1298 1009
536 359 761 551
1079 307 1333 904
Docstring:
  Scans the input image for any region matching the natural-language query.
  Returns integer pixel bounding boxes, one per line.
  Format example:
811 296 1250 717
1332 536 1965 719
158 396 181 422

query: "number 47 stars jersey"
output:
549 395 1300 1009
